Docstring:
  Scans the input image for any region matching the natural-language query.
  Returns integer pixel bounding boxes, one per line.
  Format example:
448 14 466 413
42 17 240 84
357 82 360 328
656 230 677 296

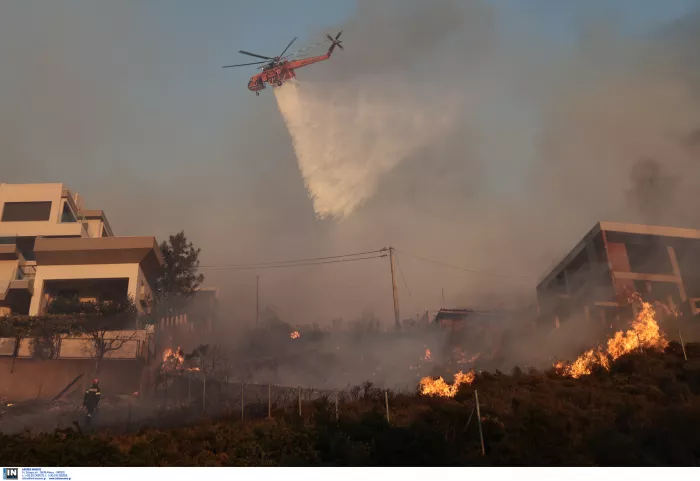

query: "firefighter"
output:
83 379 101 424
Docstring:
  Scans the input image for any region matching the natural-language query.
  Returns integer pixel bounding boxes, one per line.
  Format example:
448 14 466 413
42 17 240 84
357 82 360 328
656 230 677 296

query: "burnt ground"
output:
1 342 700 466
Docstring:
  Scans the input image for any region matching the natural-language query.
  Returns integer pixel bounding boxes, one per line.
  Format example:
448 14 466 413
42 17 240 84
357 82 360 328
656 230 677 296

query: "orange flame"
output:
555 295 668 379
423 348 432 362
162 347 191 373
454 348 480 365
419 370 475 397
290 330 300 339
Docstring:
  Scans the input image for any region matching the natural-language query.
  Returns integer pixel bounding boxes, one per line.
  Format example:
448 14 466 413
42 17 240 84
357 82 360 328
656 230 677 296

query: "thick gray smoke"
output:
1 1 699 376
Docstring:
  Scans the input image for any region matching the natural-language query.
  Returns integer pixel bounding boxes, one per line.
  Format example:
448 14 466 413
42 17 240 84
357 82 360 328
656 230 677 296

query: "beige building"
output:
537 221 700 330
0 182 163 318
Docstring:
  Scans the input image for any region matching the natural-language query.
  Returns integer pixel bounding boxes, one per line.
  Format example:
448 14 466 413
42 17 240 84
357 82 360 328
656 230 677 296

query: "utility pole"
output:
388 247 400 330
256 275 259 328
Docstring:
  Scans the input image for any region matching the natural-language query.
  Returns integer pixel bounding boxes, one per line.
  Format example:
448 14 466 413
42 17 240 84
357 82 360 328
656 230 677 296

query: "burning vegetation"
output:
419 370 475 398
555 293 670 379
290 330 300 339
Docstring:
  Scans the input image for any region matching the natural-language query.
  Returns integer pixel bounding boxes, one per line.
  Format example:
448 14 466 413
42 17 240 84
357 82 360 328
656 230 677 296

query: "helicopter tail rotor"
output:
326 31 344 54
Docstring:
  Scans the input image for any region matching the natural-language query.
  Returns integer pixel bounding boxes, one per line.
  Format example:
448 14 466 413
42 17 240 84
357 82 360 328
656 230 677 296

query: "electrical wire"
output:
203 254 387 272
393 248 533 279
200 249 383 269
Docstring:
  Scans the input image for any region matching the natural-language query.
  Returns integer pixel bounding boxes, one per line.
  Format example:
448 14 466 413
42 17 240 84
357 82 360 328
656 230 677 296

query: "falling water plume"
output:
274 79 459 219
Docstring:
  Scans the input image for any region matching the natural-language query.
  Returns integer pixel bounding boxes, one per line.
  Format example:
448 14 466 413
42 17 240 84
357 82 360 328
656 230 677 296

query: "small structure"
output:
537 221 700 329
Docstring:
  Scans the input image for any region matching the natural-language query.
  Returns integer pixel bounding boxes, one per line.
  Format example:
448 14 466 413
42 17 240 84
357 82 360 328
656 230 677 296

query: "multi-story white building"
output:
0 183 163 317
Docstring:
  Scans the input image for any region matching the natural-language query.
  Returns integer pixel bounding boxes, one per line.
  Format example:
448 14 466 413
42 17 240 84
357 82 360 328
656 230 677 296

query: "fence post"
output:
202 377 206 415
298 386 302 417
385 391 390 423
679 329 688 362
335 390 339 421
241 381 244 421
268 384 272 419
474 390 485 456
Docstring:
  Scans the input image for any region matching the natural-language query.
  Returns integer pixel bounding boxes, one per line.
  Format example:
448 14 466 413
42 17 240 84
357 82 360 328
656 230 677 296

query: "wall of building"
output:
83 218 104 238
29 263 143 315
0 358 145 402
0 183 84 238
0 259 18 283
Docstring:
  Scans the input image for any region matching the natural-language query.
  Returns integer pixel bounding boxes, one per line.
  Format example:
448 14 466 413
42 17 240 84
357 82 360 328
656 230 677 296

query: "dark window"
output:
1 201 52 222
626 241 673 274
60 202 77 223
0 237 16 245
101 227 108 238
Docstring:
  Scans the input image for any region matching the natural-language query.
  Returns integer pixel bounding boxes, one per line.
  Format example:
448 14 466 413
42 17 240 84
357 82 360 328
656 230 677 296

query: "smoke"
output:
2 0 700 339
274 79 461 218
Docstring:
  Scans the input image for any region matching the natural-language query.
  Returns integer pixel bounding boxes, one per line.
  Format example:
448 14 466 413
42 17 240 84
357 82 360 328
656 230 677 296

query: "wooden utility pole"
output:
388 247 400 330
256 275 259 328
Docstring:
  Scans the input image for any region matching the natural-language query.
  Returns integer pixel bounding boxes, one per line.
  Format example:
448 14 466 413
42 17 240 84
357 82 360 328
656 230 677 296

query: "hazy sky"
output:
1 1 698 327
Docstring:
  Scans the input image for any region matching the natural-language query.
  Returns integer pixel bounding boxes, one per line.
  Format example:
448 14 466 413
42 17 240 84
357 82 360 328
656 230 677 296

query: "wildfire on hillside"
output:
454 347 480 365
290 330 300 339
555 293 669 379
419 370 475 398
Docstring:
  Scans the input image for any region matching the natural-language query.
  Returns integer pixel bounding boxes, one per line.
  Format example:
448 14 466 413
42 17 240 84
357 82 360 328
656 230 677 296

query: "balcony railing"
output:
16 265 36 281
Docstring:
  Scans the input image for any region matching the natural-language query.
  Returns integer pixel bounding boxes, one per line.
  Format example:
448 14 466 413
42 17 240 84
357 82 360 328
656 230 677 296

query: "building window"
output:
60 202 77 223
101 226 108 238
1 201 52 222
626 241 673 275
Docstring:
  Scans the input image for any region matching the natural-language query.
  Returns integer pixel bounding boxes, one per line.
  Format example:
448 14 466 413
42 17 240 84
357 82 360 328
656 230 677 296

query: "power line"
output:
393 250 412 298
203 254 387 272
200 249 383 269
393 248 533 280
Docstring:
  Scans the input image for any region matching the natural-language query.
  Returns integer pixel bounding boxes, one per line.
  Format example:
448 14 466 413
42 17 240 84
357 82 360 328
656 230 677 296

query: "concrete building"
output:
0 183 163 317
537 221 700 329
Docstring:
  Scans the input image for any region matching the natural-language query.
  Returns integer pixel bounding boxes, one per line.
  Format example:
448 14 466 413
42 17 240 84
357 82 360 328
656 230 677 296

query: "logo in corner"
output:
2 468 18 480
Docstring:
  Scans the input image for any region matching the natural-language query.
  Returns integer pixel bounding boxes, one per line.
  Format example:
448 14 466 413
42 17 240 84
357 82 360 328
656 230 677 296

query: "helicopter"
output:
223 32 344 96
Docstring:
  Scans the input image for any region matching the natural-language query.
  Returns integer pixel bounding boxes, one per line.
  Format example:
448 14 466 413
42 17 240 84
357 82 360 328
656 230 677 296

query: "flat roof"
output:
33 236 164 284
538 221 700 288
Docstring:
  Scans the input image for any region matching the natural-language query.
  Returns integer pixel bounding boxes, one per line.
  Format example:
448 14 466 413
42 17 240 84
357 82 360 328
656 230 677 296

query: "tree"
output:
156 231 205 314
0 316 35 373
78 297 140 374
44 293 140 374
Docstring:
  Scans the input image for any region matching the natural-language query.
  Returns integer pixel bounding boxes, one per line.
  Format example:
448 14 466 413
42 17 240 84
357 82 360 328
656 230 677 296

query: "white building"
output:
0 183 163 317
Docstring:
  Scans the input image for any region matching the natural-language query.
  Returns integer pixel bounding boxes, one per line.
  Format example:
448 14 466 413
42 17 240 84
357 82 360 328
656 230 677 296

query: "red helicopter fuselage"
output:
224 32 343 96
247 51 332 93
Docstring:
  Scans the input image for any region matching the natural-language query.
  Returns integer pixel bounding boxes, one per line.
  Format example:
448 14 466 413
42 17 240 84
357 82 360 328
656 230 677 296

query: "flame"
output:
162 347 185 371
555 295 668 379
290 330 300 339
453 348 480 365
6 403 13 407
423 348 432 362
419 370 475 397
